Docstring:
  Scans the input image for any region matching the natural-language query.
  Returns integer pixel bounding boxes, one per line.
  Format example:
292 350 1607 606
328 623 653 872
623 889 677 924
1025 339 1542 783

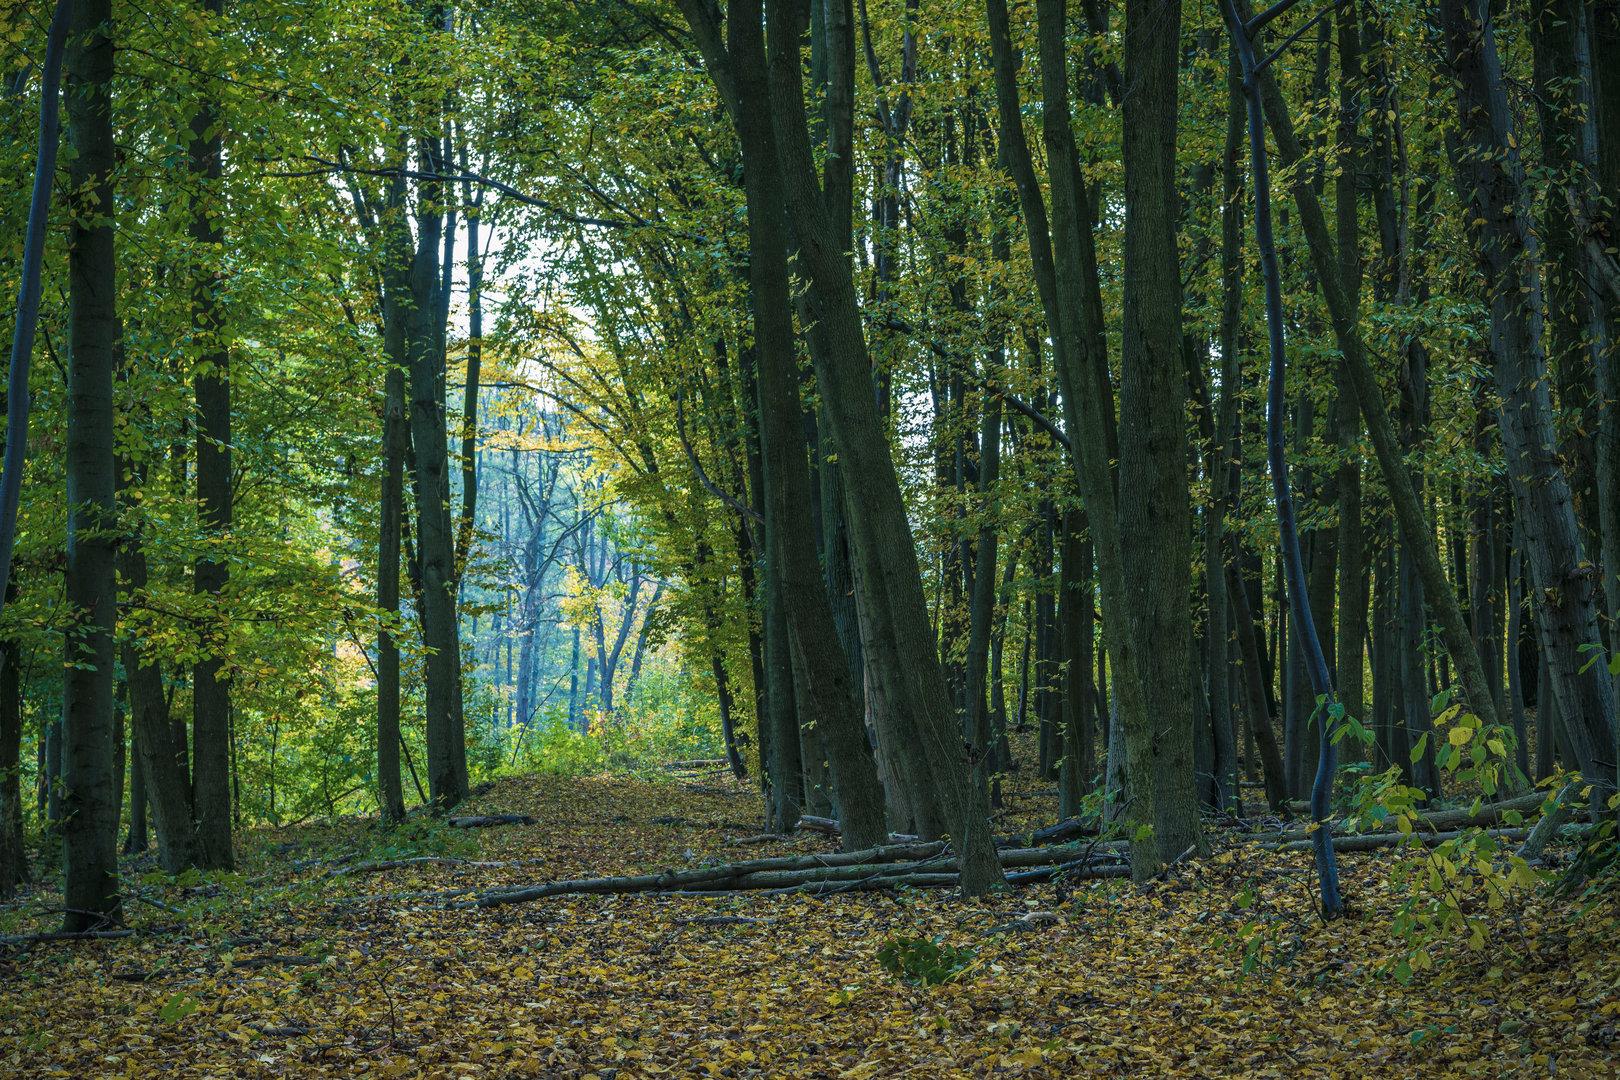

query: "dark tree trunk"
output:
0 630 24 895
189 0 232 869
1118 0 1202 872
1334 1 1368 758
759 0 1002 891
61 0 123 931
123 721 148 856
1059 512 1096 817
0 0 70 614
406 130 469 807
1439 0 1616 795
965 389 1002 788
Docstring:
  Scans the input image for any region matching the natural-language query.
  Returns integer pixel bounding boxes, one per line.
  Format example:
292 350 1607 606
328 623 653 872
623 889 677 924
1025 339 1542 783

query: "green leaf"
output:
159 993 199 1024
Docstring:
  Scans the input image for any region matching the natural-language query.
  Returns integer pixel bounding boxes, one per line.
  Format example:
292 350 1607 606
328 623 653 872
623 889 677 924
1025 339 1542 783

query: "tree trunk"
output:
189 0 232 870
1438 0 1617 795
0 631 24 895
1118 0 1202 872
0 0 70 615
758 0 1002 892
406 132 469 807
61 0 123 931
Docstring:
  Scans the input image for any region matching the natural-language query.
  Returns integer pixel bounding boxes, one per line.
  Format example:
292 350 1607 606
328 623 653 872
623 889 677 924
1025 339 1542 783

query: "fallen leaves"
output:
0 770 1616 1077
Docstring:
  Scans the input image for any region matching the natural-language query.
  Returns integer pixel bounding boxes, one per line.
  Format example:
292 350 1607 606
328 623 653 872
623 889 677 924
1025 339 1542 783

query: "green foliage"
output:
1346 708 1552 981
158 993 199 1025
500 689 724 780
876 936 980 986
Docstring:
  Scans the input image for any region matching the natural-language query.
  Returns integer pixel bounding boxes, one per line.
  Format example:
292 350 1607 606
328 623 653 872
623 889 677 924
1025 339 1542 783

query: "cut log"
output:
462 838 1128 907
1246 792 1560 846
800 812 1098 849
998 816 1099 848
447 813 536 828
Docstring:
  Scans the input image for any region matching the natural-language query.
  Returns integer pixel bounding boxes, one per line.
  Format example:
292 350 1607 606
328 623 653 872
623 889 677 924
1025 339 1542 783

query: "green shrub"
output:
876 936 979 986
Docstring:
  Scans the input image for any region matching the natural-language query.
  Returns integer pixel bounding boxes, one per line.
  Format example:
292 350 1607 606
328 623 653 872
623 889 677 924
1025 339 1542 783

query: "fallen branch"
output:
329 856 533 876
0 928 135 946
447 813 536 828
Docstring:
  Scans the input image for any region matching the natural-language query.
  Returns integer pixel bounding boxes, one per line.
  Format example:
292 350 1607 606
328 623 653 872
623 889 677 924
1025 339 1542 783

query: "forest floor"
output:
2 764 1618 1078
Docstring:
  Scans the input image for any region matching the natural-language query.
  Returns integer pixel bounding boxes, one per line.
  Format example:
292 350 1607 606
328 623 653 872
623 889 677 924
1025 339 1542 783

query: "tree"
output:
60 0 123 932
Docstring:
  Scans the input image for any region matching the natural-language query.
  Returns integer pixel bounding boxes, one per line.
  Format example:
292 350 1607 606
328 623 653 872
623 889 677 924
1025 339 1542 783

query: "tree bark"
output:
0 0 70 616
189 0 232 870
1119 0 1203 870
406 129 469 807
1438 0 1616 795
61 0 123 931
757 0 1003 892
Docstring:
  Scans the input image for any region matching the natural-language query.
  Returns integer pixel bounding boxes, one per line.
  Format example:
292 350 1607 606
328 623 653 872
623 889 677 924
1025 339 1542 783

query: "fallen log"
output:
1411 791 1547 831
330 856 533 876
471 840 948 905
662 758 728 770
464 837 1127 907
999 816 1099 848
1261 826 1533 854
1246 791 1562 846
0 928 135 946
447 813 536 828
799 812 1099 849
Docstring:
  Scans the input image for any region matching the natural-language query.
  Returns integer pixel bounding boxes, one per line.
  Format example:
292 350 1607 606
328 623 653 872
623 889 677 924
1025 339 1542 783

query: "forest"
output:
1 0 1618 1074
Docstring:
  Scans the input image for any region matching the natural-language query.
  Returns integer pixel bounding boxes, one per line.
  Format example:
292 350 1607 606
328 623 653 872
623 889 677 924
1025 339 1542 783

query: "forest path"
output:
2 769 1616 1077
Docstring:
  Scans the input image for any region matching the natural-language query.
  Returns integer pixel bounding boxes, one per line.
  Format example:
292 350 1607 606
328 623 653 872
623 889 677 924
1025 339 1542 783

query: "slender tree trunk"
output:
1059 512 1096 816
966 390 1002 788
189 0 232 869
0 0 70 616
123 720 148 855
0 629 24 895
453 175 484 581
1119 0 1202 871
1244 2 1501 735
61 0 123 931
1227 0 1344 913
1334 2 1368 757
406 131 469 807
